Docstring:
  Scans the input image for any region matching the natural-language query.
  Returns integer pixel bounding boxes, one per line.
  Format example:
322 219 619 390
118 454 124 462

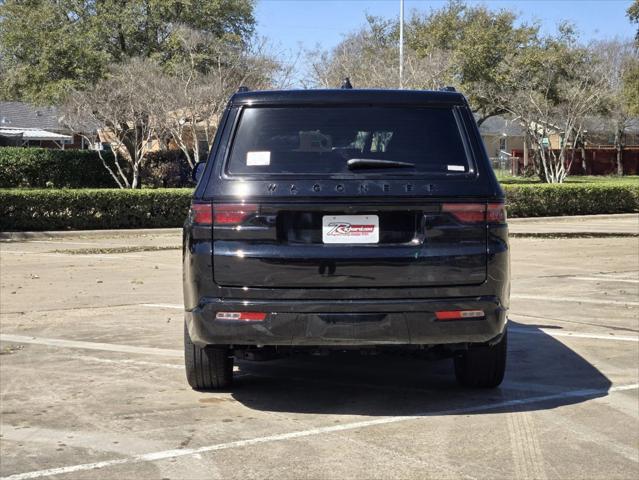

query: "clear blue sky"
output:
256 0 636 54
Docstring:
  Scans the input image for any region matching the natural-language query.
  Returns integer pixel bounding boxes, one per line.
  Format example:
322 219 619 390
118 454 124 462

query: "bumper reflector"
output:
435 310 484 321
215 311 267 322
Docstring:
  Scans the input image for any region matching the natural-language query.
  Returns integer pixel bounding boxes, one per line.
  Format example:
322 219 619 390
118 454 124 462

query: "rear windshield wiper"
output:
347 158 415 170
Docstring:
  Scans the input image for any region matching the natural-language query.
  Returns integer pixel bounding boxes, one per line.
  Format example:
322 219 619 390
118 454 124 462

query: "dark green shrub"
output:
0 189 193 231
0 147 119 188
0 183 637 231
503 183 639 217
141 150 194 188
0 147 195 188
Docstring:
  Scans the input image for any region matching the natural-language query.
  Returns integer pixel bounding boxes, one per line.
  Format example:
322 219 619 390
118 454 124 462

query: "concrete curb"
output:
510 232 638 238
508 213 638 223
0 228 181 240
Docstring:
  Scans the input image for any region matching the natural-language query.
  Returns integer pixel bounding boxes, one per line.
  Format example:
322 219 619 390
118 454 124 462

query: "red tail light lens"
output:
435 310 484 321
190 203 213 225
215 311 267 322
442 203 485 223
441 202 506 224
213 204 258 225
487 203 506 224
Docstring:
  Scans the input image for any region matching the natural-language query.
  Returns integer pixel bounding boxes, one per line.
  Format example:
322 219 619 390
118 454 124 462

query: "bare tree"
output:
487 28 608 183
63 58 165 188
305 16 453 90
154 28 286 170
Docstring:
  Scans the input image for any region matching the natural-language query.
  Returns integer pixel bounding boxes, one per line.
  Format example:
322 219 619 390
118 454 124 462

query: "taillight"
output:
435 310 484 321
442 203 485 223
190 203 212 225
215 311 267 322
213 203 258 225
487 203 506 224
441 202 506 224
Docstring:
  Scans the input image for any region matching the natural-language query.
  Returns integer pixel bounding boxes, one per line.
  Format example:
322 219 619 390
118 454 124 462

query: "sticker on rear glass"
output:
447 165 465 171
247 151 270 166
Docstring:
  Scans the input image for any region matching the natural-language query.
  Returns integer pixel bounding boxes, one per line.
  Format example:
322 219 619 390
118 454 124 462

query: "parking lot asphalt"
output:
1 215 638 480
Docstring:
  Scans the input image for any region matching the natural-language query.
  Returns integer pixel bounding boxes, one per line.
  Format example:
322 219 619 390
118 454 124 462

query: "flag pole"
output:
399 0 404 89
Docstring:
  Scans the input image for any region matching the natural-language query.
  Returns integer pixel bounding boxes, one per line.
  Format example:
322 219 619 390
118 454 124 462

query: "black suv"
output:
183 88 510 390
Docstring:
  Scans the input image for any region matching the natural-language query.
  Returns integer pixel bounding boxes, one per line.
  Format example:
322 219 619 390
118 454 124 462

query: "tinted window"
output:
227 106 470 175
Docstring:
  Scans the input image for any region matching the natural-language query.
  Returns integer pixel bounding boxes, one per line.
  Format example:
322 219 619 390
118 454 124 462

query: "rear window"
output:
226 106 471 176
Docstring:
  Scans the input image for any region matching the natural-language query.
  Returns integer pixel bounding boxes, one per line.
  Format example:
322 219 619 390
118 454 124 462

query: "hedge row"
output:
0 183 637 231
0 147 118 188
503 183 639 217
0 189 192 231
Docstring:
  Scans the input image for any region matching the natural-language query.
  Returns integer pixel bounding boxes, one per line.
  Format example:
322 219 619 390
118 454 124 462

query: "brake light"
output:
442 203 485 223
435 310 484 321
487 203 506 224
441 202 506 224
215 311 267 322
213 203 258 225
190 203 212 225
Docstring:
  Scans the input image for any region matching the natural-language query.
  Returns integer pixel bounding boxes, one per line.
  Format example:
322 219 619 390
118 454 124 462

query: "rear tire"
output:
184 322 233 390
454 330 507 388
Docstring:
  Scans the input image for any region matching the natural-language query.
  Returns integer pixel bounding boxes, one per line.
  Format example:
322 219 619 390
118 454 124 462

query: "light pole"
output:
399 0 404 89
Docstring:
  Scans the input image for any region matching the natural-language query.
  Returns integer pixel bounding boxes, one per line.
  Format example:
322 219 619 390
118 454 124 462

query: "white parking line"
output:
73 355 244 373
141 303 183 310
1 251 143 260
72 355 184 369
570 276 639 284
510 328 639 343
511 294 639 307
0 334 182 358
2 383 637 480
27 241 98 246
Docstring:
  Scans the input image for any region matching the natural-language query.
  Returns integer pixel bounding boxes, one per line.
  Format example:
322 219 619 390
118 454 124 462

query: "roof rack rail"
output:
237 86 250 93
440 86 456 92
340 78 353 89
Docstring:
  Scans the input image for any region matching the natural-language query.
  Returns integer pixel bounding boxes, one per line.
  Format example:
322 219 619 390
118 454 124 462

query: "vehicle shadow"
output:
228 321 613 416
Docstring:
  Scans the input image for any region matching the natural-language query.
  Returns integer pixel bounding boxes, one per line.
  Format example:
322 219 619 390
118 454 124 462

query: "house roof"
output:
0 127 72 142
477 115 525 137
0 101 67 132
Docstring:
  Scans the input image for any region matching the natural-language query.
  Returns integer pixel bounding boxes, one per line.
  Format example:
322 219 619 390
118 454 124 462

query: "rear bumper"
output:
186 296 507 347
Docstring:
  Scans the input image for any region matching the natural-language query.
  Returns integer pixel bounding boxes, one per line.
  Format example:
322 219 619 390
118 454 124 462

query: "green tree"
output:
622 59 639 116
0 1 108 103
307 1 538 125
624 1 639 116
408 0 539 124
628 0 639 43
92 0 254 63
593 40 639 175
487 25 609 183
0 0 256 104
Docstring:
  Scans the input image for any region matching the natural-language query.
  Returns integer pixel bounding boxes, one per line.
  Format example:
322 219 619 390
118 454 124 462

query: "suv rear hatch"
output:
211 201 494 288
209 104 497 289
